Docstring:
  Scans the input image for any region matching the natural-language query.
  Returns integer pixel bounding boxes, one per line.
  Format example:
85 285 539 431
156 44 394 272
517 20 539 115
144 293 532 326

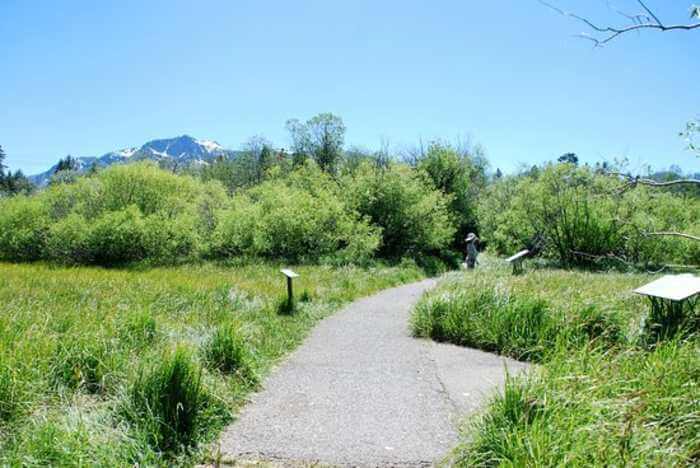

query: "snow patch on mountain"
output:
29 135 239 186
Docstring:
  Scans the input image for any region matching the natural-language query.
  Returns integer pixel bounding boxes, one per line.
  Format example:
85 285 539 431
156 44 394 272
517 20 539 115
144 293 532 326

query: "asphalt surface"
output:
216 279 528 466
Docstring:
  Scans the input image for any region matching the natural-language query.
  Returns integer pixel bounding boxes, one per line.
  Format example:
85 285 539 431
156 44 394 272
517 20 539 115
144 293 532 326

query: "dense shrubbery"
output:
478 163 699 267
211 164 381 263
342 161 456 258
0 160 457 265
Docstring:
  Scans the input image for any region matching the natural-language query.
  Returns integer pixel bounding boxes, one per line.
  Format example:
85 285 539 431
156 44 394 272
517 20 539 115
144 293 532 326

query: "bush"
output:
202 323 255 381
477 164 700 267
126 347 222 452
98 163 202 215
342 161 456 258
417 142 487 248
0 196 49 261
87 206 146 265
142 212 199 261
212 163 380 263
45 213 94 264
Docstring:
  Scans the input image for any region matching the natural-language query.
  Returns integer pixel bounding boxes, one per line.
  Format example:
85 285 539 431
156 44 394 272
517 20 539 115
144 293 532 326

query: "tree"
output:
557 152 579 165
0 145 6 177
680 119 699 156
55 155 78 173
539 1 700 46
495 168 503 179
286 113 346 173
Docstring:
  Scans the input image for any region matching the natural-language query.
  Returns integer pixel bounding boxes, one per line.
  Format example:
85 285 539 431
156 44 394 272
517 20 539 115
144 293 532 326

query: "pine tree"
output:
0 145 6 179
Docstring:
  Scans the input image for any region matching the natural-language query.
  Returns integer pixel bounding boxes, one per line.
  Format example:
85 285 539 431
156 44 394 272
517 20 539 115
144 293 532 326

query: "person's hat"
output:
465 233 477 242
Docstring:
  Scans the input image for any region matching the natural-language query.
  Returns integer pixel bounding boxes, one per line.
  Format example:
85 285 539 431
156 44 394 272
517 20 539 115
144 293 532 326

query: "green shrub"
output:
417 142 487 248
45 213 94 264
126 347 221 452
98 163 201 215
212 163 380 263
478 164 700 267
142 212 199 261
342 161 456 258
0 196 49 261
87 206 146 265
202 323 255 381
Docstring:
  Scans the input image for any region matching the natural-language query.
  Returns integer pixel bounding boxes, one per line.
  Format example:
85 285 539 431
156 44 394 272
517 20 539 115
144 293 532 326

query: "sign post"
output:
505 249 530 275
633 274 700 342
280 269 300 311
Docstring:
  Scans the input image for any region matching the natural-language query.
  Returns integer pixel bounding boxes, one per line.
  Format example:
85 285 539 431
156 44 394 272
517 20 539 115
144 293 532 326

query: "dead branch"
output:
539 0 700 46
644 231 700 242
606 171 700 189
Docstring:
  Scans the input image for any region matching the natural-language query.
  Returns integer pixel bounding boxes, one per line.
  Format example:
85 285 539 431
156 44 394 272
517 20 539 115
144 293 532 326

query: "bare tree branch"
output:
539 0 700 46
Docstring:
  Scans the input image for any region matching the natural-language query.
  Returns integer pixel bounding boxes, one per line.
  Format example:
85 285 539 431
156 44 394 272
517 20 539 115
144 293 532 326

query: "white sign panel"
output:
633 274 700 302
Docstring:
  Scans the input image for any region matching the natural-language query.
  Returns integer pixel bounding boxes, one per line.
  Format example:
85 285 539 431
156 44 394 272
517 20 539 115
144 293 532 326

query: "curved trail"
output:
217 279 528 466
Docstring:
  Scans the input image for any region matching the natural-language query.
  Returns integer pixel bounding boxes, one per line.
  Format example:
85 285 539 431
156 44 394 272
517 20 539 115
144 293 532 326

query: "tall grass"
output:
457 340 700 466
202 322 256 382
416 260 699 466
0 261 424 464
125 347 225 453
412 266 632 362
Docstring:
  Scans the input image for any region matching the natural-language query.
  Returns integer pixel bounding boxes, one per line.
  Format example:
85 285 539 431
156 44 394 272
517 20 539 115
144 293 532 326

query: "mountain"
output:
30 135 238 186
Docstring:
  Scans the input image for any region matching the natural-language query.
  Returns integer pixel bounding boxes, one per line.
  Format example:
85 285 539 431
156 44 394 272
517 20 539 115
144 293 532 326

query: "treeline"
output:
478 163 700 267
0 142 480 267
0 114 697 267
0 145 33 196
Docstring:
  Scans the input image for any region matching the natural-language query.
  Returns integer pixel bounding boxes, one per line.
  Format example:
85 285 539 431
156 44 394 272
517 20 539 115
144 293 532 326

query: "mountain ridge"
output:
29 135 239 186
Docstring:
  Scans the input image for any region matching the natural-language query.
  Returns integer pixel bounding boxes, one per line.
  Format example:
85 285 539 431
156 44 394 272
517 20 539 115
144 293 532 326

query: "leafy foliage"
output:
416 142 487 248
212 162 381 263
286 113 346 173
477 164 699 267
343 161 456 258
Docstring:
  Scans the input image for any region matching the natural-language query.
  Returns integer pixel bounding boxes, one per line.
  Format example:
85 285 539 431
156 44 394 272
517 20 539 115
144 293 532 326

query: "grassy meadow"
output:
412 258 699 466
0 260 424 465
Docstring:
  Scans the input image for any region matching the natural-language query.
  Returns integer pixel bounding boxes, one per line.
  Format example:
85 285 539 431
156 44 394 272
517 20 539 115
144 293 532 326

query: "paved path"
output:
217 279 528 466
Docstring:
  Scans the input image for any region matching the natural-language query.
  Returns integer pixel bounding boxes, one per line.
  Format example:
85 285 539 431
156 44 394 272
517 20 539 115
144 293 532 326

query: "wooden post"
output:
287 275 293 304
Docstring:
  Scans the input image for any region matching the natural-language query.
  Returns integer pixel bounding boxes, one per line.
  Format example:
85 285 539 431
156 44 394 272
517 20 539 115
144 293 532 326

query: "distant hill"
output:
30 135 240 186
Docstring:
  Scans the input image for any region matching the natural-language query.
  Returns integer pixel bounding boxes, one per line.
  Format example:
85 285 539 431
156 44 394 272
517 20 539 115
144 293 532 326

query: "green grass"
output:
411 258 699 466
412 259 642 361
458 341 700 466
0 260 424 465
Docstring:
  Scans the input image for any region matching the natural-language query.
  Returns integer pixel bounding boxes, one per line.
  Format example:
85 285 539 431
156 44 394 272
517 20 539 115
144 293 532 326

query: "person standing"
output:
465 233 479 269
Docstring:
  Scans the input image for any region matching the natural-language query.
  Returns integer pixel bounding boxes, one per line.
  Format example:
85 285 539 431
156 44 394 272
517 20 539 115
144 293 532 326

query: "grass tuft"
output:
50 337 114 394
125 346 224 453
202 323 256 383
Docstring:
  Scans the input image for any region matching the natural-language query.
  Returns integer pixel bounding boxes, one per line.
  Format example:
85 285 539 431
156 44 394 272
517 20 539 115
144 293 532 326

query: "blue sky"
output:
1 0 698 175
